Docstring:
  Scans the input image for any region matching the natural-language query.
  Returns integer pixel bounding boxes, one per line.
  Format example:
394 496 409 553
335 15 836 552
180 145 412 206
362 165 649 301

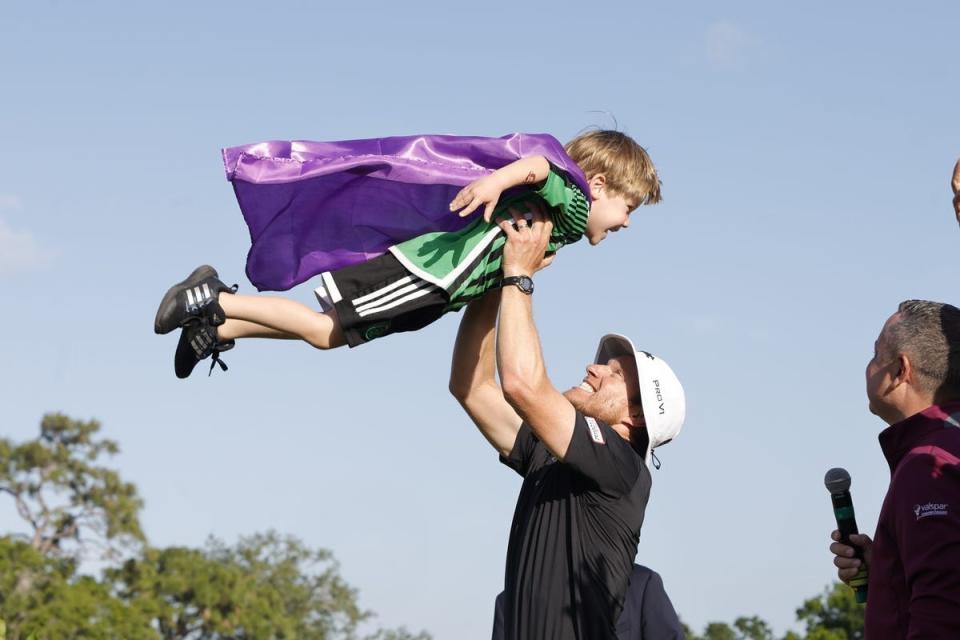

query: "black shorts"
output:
315 252 449 347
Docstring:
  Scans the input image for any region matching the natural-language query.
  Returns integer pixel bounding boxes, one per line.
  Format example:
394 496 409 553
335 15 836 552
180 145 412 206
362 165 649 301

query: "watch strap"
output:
501 275 534 294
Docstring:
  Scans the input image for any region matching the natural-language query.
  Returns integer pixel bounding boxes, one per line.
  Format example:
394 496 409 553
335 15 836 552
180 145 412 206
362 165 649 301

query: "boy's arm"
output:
449 290 523 457
449 155 550 221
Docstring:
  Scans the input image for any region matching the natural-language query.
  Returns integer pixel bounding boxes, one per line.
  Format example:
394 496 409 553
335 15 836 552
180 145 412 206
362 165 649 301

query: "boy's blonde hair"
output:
564 130 662 206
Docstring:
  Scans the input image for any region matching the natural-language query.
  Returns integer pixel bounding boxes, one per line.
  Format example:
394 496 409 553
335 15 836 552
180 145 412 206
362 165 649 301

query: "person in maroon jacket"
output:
830 299 960 637
952 158 960 225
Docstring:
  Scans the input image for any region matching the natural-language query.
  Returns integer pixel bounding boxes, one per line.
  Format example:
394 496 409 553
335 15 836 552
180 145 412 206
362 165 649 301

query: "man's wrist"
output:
501 274 534 295
502 267 528 278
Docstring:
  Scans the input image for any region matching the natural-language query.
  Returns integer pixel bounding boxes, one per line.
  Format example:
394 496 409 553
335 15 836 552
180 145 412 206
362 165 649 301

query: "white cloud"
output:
0 217 54 275
705 21 751 69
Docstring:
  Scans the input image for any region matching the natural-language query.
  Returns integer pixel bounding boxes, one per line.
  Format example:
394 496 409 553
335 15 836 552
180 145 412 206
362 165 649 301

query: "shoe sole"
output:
174 326 199 379
174 325 235 379
154 265 218 335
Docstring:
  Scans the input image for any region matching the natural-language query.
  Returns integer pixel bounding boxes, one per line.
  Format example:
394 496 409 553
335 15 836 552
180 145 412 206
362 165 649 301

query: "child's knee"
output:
308 311 345 349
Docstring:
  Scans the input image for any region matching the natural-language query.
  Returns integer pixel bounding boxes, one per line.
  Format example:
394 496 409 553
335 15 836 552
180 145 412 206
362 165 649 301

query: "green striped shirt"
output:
388 168 590 311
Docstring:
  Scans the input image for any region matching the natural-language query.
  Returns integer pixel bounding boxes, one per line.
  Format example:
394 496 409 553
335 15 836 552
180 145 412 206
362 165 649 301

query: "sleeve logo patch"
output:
585 417 605 445
914 502 949 520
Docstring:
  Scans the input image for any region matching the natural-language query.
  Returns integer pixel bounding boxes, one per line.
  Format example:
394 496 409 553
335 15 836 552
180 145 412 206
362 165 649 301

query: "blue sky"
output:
2 1 959 637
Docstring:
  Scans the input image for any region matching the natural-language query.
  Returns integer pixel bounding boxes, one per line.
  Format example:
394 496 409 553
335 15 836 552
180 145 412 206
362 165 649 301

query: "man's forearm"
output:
497 287 548 402
450 290 501 397
450 290 523 456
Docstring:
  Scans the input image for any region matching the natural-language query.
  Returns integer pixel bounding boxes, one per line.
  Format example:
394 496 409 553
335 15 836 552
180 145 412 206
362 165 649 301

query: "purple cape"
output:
223 133 589 291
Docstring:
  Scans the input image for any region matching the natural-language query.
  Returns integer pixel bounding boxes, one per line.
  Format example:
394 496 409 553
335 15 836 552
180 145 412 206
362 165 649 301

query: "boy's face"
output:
585 188 636 245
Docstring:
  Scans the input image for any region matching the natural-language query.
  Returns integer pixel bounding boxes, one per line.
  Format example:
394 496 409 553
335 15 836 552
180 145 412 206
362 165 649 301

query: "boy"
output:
154 130 661 378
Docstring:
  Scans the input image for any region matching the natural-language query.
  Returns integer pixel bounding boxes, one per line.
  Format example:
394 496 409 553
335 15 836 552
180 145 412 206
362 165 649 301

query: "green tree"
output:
0 413 143 559
1 531 430 640
700 622 737 640
733 615 775 640
686 618 774 640
794 583 864 640
0 414 148 639
0 414 429 640
110 532 411 639
683 582 864 640
0 536 154 640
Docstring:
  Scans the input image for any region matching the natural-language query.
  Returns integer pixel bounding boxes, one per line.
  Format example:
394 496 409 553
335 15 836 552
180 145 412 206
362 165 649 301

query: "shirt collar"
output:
878 401 960 472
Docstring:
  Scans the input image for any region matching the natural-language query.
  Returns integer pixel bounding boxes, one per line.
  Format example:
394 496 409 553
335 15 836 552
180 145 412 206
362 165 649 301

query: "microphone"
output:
824 467 868 604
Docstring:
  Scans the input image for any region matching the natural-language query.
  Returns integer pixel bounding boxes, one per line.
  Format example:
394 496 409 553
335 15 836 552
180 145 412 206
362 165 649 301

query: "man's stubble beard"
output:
564 387 622 426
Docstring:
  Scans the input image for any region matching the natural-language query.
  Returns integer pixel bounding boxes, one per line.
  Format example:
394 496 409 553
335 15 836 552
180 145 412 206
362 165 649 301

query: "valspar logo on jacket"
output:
913 502 949 520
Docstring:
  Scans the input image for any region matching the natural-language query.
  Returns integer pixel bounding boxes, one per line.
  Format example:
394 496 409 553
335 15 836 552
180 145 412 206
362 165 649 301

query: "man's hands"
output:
952 158 960 225
450 174 507 222
499 206 554 278
829 530 873 583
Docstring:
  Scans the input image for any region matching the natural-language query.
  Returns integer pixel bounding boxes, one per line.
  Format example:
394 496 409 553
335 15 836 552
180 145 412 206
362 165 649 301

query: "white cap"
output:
593 333 686 464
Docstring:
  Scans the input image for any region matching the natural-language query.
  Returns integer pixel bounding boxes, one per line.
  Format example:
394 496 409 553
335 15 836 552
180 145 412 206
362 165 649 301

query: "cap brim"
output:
594 333 637 366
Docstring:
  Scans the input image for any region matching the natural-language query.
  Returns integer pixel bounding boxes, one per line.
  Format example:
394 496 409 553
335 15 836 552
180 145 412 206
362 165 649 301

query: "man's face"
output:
565 355 643 426
865 313 900 421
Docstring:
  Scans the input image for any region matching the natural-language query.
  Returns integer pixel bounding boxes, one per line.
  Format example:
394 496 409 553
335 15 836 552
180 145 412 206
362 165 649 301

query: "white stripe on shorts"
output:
357 286 435 318
321 271 343 304
351 275 415 306
354 280 433 315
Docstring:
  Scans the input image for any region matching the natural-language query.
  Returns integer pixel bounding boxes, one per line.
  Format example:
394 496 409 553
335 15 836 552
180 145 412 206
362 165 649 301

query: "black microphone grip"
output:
825 468 869 605
831 491 861 545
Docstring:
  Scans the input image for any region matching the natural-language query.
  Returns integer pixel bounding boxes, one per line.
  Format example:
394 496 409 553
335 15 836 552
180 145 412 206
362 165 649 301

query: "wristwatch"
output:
501 275 534 295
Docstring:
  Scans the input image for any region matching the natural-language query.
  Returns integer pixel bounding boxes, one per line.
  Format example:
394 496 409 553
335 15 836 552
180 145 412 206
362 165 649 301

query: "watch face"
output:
512 276 533 294
502 275 533 294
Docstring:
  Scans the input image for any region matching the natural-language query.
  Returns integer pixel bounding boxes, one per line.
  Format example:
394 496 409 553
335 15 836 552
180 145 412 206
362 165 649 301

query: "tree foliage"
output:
793 583 864 640
685 583 864 640
0 413 143 558
110 532 378 639
0 537 154 639
0 414 429 640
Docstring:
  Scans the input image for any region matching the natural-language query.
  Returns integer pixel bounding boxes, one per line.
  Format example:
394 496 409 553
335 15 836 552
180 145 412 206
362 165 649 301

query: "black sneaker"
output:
154 265 235 335
174 317 235 379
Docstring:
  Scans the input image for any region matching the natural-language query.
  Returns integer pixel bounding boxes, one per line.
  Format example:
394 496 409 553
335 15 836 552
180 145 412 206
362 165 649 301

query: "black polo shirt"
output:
492 565 685 640
499 411 652 639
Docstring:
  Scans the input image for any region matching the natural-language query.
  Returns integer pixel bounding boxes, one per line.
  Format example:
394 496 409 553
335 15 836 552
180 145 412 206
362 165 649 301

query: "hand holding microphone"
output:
825 468 871 604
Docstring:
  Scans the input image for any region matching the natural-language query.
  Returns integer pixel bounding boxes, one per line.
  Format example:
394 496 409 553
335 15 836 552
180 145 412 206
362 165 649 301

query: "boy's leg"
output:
172 307 344 379
216 319 296 341
218 294 346 349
